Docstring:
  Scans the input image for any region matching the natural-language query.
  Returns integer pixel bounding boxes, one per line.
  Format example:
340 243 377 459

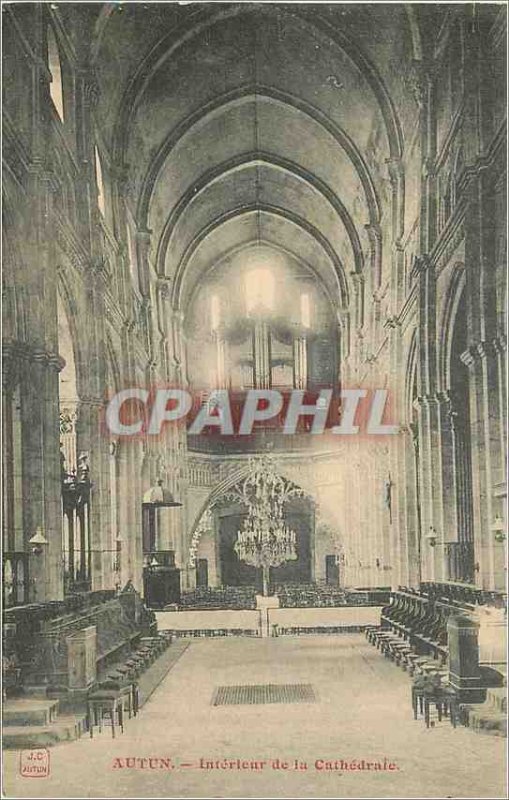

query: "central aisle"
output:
3 635 506 798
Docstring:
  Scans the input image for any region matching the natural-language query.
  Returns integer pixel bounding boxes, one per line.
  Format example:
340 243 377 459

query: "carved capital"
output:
60 405 79 435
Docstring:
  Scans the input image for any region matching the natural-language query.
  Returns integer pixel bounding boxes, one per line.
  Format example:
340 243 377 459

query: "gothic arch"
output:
111 5 404 165
155 152 364 279
184 237 340 325
137 86 381 228
185 460 317 562
172 204 350 312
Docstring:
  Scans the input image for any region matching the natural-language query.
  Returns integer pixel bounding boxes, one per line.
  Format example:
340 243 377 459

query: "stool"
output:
424 686 458 728
411 676 458 730
88 690 125 738
424 686 458 729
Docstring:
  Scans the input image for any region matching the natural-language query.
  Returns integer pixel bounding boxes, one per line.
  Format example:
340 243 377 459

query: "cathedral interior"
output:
2 3 507 797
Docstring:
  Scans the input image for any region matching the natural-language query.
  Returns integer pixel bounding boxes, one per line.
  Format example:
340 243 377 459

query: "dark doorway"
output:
196 558 209 588
325 555 340 586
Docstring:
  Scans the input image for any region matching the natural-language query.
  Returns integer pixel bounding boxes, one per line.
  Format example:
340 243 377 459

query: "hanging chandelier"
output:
233 456 302 596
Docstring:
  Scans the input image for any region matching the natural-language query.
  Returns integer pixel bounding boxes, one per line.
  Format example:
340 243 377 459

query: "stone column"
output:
20 351 64 602
461 341 506 590
401 424 421 587
122 436 144 594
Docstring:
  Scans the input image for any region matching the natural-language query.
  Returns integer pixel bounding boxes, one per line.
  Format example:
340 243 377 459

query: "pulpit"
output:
143 552 181 609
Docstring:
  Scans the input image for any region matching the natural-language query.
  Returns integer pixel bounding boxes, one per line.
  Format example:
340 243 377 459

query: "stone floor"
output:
3 635 507 798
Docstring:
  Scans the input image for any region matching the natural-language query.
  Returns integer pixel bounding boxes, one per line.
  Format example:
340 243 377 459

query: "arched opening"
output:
47 24 64 121
188 461 316 597
217 494 314 592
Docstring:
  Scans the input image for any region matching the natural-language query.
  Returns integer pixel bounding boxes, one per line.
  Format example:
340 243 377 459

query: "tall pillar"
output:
20 352 64 602
462 341 506 590
400 425 421 587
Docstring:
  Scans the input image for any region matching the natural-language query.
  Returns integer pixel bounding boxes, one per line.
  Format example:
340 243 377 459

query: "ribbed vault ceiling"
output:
90 3 431 314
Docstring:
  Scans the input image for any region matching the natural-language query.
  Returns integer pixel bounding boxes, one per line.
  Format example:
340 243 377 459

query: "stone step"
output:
3 698 59 727
486 687 507 714
2 714 87 749
463 703 507 738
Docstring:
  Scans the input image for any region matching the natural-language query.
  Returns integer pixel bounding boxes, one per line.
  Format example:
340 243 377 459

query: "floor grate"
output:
212 683 316 706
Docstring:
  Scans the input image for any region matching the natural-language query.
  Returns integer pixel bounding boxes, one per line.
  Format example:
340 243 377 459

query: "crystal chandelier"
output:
233 456 301 596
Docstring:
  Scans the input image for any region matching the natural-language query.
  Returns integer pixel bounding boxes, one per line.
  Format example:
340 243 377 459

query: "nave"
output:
2 4 507 794
3 635 506 799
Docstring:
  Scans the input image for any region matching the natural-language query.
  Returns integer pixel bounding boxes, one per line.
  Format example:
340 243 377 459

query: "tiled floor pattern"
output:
211 683 316 706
